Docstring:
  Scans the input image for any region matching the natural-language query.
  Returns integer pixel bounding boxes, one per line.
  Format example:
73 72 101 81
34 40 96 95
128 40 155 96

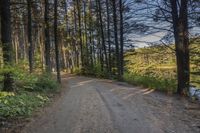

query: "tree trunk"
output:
106 0 112 74
0 0 14 91
44 0 51 72
111 0 120 78
84 1 89 67
76 0 83 68
27 0 33 73
97 0 108 72
119 0 124 78
170 0 190 94
54 0 61 83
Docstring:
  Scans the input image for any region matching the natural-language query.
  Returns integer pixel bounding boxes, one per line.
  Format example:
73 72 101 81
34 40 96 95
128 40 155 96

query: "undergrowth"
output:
0 66 59 118
0 91 49 117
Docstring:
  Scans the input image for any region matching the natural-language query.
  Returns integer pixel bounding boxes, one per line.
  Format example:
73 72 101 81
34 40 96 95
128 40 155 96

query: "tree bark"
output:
0 0 14 91
111 0 120 78
106 0 111 74
119 0 124 78
76 0 83 68
170 0 190 94
54 0 61 83
44 0 51 72
27 0 33 73
97 0 108 72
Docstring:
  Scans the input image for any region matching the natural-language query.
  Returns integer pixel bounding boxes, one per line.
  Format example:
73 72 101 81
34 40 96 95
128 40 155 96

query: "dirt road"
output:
23 75 200 133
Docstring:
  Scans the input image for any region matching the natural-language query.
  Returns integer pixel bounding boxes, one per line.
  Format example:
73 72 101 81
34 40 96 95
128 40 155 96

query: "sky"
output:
126 0 200 48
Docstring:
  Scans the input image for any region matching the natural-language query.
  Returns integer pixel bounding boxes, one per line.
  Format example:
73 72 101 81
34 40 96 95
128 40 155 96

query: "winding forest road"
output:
23 75 200 133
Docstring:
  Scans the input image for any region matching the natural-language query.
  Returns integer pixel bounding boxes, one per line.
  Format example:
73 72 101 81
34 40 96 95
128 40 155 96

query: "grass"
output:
123 72 177 93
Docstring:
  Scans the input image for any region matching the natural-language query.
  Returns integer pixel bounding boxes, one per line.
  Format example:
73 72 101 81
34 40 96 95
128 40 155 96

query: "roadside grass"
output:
72 64 177 93
123 72 177 93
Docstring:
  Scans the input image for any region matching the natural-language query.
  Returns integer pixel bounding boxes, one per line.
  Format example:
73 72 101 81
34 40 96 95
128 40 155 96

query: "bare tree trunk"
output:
111 0 120 78
0 0 14 91
97 0 108 72
84 1 89 66
76 0 83 68
27 0 33 73
44 0 51 72
54 0 61 83
170 0 190 94
119 0 124 77
106 0 111 74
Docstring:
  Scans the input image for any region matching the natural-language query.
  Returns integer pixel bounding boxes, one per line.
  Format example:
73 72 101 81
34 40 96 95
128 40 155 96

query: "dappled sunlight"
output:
122 88 150 100
110 88 129 92
143 89 155 95
79 79 95 85
108 83 155 100
71 79 95 88
61 75 76 80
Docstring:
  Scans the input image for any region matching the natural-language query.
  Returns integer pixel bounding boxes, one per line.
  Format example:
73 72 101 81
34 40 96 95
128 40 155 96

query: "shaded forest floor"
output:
2 74 200 133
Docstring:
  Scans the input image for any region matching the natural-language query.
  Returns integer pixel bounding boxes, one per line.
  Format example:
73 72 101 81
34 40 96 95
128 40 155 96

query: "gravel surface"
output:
22 75 200 133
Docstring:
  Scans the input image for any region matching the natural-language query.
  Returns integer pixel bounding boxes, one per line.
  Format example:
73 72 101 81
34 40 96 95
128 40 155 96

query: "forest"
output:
0 0 200 132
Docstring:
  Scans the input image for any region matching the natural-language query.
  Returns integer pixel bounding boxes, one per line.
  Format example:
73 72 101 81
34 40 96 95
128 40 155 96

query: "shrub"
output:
34 73 59 92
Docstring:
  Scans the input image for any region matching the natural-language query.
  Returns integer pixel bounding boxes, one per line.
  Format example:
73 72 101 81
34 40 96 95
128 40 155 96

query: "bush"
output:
123 72 177 93
34 73 59 92
72 63 109 78
73 67 82 75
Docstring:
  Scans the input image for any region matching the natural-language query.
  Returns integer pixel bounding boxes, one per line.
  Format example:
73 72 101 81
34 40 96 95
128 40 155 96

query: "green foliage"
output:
81 63 109 78
0 66 59 118
0 65 59 92
34 73 59 92
125 42 200 91
73 67 82 75
0 91 49 117
123 72 177 93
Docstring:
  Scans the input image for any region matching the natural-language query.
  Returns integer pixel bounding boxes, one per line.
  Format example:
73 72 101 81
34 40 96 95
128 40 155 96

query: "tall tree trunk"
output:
97 0 108 72
54 0 61 83
73 0 79 68
44 0 51 72
76 0 83 68
27 0 33 73
119 0 124 77
0 0 14 91
89 0 93 68
170 0 190 94
84 1 89 67
111 0 120 78
106 0 111 74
